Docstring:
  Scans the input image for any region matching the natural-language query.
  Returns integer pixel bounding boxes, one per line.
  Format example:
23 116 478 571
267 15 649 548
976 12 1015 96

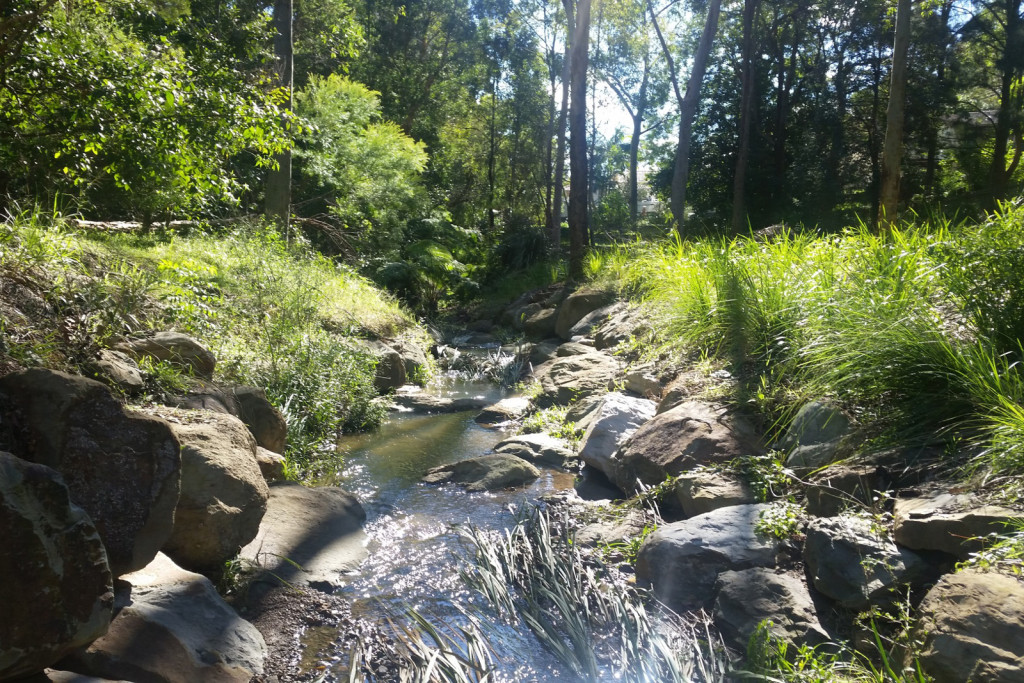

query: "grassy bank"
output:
589 202 1024 486
0 210 423 477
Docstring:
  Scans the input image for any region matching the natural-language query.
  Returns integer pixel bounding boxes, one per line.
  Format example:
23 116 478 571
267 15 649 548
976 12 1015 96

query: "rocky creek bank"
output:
3 281 1024 682
0 328 427 682
426 283 1024 682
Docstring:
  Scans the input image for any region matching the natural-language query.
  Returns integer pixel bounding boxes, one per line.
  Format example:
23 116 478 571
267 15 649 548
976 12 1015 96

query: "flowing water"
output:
313 375 615 680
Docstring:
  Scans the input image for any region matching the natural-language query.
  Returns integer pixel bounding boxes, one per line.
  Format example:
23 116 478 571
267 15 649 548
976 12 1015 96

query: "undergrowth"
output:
0 210 422 477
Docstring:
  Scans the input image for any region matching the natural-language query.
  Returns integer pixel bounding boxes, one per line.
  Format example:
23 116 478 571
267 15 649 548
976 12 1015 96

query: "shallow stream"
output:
313 376 602 681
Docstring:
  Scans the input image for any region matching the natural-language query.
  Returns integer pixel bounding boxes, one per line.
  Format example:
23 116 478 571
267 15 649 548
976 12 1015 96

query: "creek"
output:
310 370 615 681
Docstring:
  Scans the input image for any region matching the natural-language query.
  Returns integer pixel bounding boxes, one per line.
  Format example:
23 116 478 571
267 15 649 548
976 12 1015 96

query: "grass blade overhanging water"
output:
458 504 729 682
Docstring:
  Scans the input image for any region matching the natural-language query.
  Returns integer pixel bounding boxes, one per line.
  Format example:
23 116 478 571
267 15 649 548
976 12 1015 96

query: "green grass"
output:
0 211 424 478
587 201 1024 482
459 505 728 682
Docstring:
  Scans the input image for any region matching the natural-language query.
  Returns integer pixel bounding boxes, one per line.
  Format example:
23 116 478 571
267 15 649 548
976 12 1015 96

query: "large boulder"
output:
0 369 180 576
70 553 266 683
805 463 890 517
115 332 216 379
574 507 652 548
171 386 288 456
713 568 829 651
392 392 491 414
86 350 145 394
474 397 532 425
160 411 269 573
233 387 288 455
610 401 760 494
781 401 850 471
493 433 574 468
364 340 406 393
0 453 113 680
522 308 558 341
423 454 540 492
636 504 780 611
674 471 756 518
554 287 618 340
239 482 366 591
577 393 656 480
594 305 651 351
803 515 928 610
254 447 287 483
536 352 620 407
915 570 1024 683
893 493 1019 559
567 302 624 339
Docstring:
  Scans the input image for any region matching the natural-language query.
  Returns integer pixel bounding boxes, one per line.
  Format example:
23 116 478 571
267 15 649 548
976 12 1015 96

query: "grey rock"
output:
364 340 406 393
529 340 560 365
0 453 113 680
522 308 558 340
611 401 760 494
493 433 574 467
916 570 1024 683
87 350 145 393
392 338 431 385
233 387 288 455
0 369 180 576
392 392 490 414
555 341 597 357
423 454 540 492
475 397 532 425
623 366 662 398
565 395 605 435
781 401 850 449
116 331 216 379
577 393 656 480
240 482 367 591
806 464 889 517
554 288 618 340
803 515 927 609
575 507 651 548
161 411 269 573
536 353 620 407
714 568 829 650
675 471 757 518
594 306 651 351
786 441 844 471
567 302 624 338
71 553 266 683
636 504 780 611
255 447 287 483
893 494 1019 559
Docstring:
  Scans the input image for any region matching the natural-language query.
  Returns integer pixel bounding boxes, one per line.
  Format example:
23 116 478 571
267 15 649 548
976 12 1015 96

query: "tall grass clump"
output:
588 208 1024 478
459 505 728 682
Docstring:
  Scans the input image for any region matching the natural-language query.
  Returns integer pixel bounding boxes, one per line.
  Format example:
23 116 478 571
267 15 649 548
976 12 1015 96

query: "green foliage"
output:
755 501 804 541
294 74 429 256
732 452 794 502
0 1 289 220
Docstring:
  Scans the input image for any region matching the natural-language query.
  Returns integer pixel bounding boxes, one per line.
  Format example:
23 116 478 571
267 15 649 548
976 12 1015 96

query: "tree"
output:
730 0 759 233
649 0 722 237
878 0 912 229
567 0 591 280
266 0 295 228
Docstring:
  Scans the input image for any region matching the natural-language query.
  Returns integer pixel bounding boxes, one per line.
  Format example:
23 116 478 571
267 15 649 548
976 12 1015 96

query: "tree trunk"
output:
552 24 572 254
568 0 591 281
731 0 758 233
878 0 912 230
265 0 293 230
628 66 649 227
649 0 722 238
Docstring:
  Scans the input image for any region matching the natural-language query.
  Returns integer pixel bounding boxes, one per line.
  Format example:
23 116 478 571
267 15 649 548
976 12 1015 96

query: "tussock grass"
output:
589 202 1024 480
459 505 728 682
